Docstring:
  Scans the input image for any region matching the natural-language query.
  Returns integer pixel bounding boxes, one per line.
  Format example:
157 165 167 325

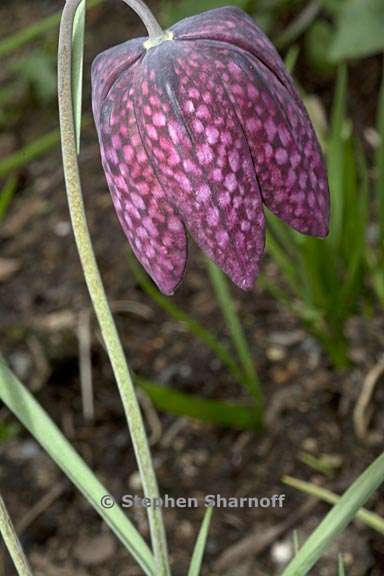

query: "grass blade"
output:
0 129 60 177
281 452 384 575
206 259 263 412
0 175 18 221
187 507 213 576
0 0 103 57
377 59 384 242
72 0 86 153
0 494 33 576
127 254 244 385
328 64 348 249
282 475 384 534
136 377 262 430
338 554 346 576
0 118 91 178
0 358 155 576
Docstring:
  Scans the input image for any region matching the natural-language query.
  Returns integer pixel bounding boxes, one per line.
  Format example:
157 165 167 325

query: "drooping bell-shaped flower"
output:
92 6 329 295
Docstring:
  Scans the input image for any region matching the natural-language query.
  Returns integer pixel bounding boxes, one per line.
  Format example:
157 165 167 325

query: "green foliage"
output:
338 554 346 576
330 0 384 61
265 66 368 368
0 129 61 178
137 377 262 430
281 452 384 575
0 359 156 576
0 421 19 442
129 255 263 429
187 507 213 576
160 0 251 27
304 20 336 75
206 260 263 412
8 49 57 105
370 63 384 305
0 0 103 57
283 475 384 535
0 176 18 221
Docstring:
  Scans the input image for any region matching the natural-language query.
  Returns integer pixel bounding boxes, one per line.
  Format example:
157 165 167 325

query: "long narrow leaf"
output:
281 452 384 575
187 507 213 576
206 259 263 411
283 475 384 534
0 359 155 576
127 254 244 385
0 0 103 57
0 494 33 576
338 554 346 576
328 65 348 249
72 0 86 153
377 59 384 241
0 175 18 220
136 377 262 430
0 130 60 177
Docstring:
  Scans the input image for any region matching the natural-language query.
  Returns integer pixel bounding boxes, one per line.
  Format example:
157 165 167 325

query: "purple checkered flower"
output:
92 6 329 295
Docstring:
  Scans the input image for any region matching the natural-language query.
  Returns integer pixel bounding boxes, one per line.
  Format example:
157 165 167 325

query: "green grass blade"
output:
0 118 91 178
0 0 103 57
377 59 384 241
282 475 384 534
281 452 384 575
328 64 348 249
338 554 346 576
292 530 300 555
136 377 262 430
206 259 263 412
127 254 244 385
0 359 155 576
72 0 86 153
0 175 18 221
0 129 60 177
187 507 213 576
0 494 33 576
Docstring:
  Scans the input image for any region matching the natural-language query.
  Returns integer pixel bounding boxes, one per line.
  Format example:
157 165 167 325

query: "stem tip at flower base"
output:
144 30 174 51
92 7 330 295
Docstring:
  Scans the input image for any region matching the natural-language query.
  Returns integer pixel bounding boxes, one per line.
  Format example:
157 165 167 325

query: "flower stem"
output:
0 494 33 576
121 0 164 39
58 2 170 575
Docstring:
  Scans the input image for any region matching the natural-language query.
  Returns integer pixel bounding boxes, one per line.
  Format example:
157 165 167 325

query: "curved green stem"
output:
0 494 33 576
58 2 169 574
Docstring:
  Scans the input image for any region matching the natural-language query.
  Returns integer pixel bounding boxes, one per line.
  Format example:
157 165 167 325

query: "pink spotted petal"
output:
94 67 188 295
132 42 265 290
91 38 144 123
200 42 329 236
173 10 329 236
171 7 298 102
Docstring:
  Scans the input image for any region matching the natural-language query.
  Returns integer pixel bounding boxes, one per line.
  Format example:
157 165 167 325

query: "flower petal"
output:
172 8 329 236
91 38 144 125
171 7 298 102
187 41 329 236
133 42 265 290
93 67 188 295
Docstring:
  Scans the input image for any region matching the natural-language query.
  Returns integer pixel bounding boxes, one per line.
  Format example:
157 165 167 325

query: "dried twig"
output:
77 309 94 421
353 357 384 442
214 498 317 570
16 483 66 535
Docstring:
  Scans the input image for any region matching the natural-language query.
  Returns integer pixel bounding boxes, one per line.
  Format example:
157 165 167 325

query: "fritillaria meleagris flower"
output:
91 6 329 295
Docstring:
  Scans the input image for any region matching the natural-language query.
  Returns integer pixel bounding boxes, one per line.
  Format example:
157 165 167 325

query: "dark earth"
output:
0 1 384 575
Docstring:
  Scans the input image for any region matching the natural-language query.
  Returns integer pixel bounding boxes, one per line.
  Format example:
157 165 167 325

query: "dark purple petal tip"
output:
92 7 329 294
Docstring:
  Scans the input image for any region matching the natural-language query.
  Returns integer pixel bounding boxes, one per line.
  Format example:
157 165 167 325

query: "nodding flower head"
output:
91 6 329 295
